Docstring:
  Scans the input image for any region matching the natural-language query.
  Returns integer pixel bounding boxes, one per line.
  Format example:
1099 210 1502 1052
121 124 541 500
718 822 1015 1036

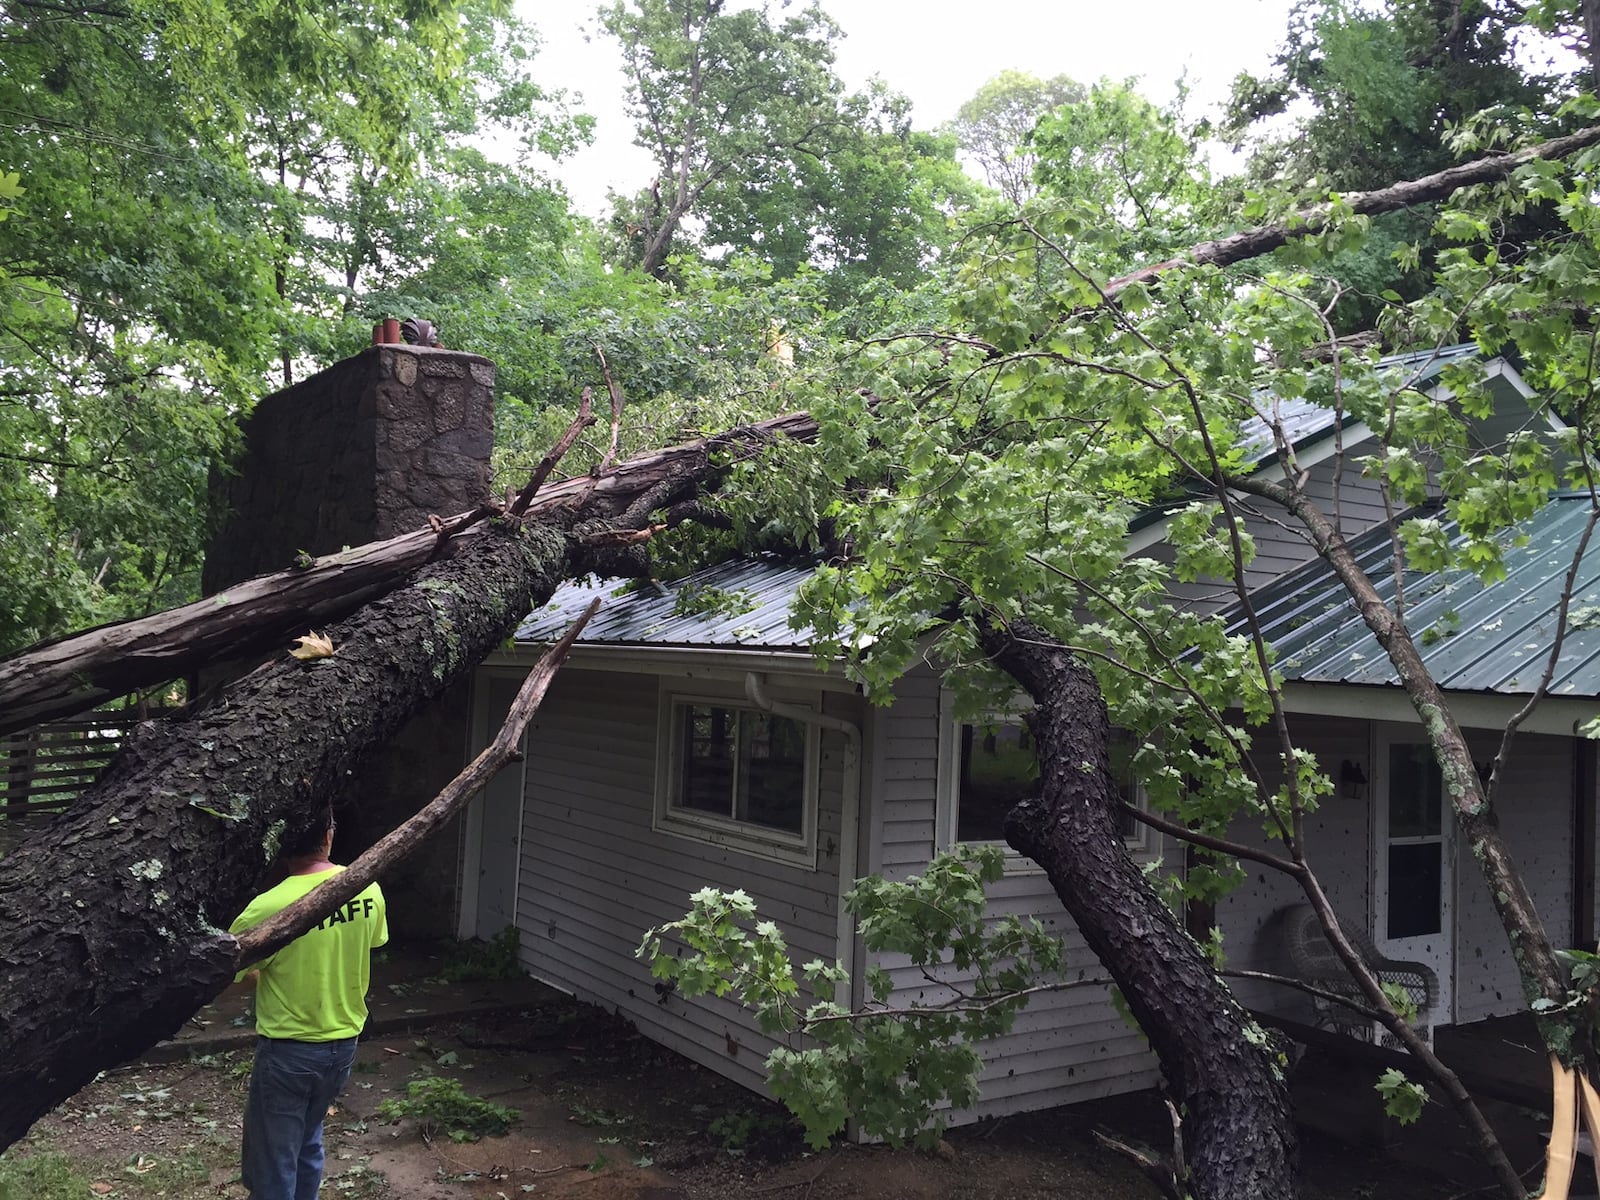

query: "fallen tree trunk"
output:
0 516 573 1149
234 598 599 969
0 395 817 1147
982 617 1299 1200
0 410 820 737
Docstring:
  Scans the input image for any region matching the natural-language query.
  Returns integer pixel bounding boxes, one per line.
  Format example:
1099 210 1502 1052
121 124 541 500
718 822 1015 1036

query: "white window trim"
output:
653 681 820 869
934 690 1152 874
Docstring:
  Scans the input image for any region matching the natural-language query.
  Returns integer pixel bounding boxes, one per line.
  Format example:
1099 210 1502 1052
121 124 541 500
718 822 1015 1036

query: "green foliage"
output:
948 69 1085 205
375 1076 519 1142
598 0 975 296
1374 1067 1428 1125
637 847 1066 1149
0 0 585 653
433 926 524 983
1222 0 1576 330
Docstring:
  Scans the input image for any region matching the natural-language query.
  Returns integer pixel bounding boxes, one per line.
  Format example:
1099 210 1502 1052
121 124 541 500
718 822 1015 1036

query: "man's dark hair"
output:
280 806 335 860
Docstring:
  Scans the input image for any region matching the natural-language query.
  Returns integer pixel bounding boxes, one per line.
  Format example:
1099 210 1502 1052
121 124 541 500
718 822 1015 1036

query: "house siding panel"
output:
1143 452 1394 615
504 667 854 1098
1216 716 1374 1023
1455 731 1572 1024
861 664 1159 1124
1218 719 1576 1030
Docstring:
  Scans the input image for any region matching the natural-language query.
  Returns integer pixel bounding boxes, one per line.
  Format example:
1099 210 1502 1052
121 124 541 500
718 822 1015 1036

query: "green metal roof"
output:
1241 495 1600 698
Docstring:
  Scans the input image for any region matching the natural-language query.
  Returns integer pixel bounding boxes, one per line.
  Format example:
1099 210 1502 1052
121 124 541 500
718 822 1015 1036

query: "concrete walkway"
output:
145 939 557 1064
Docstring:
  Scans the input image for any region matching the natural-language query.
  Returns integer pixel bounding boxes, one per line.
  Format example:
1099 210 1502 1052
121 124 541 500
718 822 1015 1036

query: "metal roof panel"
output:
516 555 820 649
1243 495 1600 698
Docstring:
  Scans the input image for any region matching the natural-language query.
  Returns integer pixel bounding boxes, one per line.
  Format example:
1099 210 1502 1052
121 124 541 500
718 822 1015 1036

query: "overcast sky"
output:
518 0 1300 215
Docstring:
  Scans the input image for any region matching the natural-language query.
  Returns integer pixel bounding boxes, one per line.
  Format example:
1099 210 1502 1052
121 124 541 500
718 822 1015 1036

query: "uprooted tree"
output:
4 115 1600 1200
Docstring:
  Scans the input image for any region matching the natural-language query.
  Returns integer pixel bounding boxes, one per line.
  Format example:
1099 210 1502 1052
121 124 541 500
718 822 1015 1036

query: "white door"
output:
1374 732 1455 1025
458 674 528 941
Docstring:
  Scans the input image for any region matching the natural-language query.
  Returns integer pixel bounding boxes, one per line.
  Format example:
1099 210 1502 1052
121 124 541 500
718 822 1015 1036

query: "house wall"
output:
503 665 857 1097
863 663 1161 1123
1148 440 1396 615
1455 730 1573 1024
1217 718 1577 1028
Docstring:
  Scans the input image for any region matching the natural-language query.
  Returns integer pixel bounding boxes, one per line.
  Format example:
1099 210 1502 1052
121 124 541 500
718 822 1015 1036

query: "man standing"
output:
230 807 388 1200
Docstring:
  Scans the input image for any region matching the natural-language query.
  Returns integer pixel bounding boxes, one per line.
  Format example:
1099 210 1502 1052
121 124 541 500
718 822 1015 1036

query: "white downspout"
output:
744 672 862 1013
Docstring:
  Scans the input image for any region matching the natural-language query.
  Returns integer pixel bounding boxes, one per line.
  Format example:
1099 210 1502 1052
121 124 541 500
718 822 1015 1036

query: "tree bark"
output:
0 516 576 1149
234 598 600 969
982 617 1299 1200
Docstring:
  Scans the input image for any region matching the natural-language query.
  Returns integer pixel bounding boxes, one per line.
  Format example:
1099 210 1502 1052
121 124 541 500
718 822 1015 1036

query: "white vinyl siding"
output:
1453 730 1572 1024
1217 718 1576 1029
1143 442 1396 615
863 663 1160 1124
1213 716 1374 1026
498 667 854 1096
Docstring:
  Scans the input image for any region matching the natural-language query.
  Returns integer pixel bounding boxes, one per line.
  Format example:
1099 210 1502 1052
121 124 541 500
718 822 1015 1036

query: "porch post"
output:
1575 738 1597 952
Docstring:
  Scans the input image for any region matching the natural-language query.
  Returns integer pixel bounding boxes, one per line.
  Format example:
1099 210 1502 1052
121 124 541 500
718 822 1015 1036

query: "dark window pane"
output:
1387 843 1442 938
1107 729 1141 838
680 705 733 816
1388 744 1442 838
957 720 1040 842
738 712 806 833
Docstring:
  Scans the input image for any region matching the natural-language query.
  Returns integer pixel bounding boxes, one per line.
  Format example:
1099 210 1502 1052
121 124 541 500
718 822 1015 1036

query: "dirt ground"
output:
0 975 1491 1200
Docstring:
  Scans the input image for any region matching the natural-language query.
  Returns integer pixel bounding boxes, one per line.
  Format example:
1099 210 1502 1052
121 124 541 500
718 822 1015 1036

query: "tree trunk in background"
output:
984 618 1299 1200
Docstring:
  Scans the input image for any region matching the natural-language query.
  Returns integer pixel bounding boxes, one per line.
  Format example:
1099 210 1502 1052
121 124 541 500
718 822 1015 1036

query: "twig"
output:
1090 1127 1182 1200
509 387 597 517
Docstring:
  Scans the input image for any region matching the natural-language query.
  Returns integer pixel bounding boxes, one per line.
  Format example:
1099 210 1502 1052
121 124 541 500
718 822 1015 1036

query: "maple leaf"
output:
289 631 336 661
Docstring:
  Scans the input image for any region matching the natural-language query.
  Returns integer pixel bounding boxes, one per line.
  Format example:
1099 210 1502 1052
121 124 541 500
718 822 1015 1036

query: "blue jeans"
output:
241 1036 357 1200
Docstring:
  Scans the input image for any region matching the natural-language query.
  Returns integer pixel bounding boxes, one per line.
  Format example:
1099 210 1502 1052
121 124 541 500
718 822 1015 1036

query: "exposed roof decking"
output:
1242 494 1600 698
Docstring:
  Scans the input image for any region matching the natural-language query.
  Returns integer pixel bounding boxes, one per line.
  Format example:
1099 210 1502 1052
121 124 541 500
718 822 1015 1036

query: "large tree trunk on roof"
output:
0 400 824 1150
983 617 1299 1200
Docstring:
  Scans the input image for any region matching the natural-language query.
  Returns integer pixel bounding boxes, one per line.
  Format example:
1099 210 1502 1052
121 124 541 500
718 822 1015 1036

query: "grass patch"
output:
0 1147 212 1200
0 1151 89 1200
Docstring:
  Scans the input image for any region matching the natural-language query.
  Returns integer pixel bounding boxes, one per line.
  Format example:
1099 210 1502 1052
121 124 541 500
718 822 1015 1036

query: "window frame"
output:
935 691 1152 874
653 684 820 869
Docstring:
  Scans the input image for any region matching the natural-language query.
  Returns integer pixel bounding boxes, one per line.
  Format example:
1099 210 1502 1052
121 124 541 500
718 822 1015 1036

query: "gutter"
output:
743 672 862 1014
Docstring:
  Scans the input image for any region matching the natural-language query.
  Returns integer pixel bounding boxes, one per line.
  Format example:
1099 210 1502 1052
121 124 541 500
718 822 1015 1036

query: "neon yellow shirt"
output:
230 867 389 1041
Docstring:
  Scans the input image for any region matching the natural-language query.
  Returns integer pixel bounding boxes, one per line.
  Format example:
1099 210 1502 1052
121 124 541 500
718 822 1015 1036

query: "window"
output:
941 703 1148 864
1384 742 1444 940
656 694 818 865
955 717 1041 843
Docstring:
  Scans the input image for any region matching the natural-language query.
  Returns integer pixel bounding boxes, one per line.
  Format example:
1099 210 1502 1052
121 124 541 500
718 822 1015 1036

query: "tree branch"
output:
1103 124 1600 297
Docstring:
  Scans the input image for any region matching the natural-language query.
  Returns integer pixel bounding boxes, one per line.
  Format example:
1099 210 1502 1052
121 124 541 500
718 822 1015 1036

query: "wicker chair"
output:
1272 903 1439 1043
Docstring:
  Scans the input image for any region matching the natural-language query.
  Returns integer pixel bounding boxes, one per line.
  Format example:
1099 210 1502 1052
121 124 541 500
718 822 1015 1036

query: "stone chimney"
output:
205 344 496 939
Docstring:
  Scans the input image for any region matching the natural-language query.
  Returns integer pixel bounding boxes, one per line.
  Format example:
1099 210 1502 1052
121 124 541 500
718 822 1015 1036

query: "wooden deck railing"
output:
1 713 145 816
